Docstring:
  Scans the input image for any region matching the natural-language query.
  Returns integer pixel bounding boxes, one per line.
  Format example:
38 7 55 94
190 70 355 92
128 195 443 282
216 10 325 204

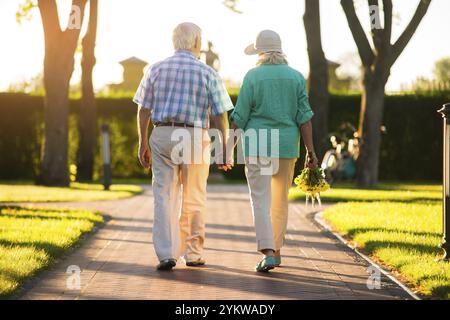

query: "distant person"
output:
134 22 233 271
201 41 220 72
228 30 318 272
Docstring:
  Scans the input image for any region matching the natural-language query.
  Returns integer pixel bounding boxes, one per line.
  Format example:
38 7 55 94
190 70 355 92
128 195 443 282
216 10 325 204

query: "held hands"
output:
217 124 238 172
304 151 319 169
217 143 234 172
218 154 234 172
138 143 152 169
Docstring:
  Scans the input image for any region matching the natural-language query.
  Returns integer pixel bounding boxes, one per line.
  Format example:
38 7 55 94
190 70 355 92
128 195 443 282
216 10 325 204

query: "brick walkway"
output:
16 185 409 300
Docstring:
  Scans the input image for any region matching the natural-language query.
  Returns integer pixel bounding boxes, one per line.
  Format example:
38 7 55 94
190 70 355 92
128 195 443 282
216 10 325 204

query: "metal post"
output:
438 103 450 261
101 124 111 191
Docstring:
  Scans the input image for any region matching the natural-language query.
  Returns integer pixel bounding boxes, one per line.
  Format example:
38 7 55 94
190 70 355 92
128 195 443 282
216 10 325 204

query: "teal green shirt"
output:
230 64 314 159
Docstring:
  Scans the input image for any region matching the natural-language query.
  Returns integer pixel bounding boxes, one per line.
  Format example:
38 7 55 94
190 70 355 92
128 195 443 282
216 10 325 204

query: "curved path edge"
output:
313 211 421 300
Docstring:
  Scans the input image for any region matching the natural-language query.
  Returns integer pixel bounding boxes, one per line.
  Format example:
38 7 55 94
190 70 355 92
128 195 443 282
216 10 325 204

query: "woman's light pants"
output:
245 157 297 252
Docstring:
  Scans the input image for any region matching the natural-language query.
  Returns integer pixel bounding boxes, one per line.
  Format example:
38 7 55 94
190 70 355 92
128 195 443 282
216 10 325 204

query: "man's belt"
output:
154 122 195 128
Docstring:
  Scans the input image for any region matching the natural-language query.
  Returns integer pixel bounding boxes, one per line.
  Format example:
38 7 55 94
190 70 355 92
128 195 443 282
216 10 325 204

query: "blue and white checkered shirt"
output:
133 50 234 128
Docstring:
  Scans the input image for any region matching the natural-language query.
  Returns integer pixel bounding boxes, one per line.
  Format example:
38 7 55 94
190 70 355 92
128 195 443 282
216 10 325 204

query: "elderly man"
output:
134 22 234 271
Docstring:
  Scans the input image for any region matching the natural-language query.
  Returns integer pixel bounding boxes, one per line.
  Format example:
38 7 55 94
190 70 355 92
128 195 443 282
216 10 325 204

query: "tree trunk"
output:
77 0 98 182
303 0 329 161
38 0 87 186
39 41 75 186
340 0 431 188
356 69 386 187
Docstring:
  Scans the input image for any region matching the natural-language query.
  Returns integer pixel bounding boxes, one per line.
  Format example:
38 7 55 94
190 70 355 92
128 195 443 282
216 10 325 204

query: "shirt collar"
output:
174 50 197 59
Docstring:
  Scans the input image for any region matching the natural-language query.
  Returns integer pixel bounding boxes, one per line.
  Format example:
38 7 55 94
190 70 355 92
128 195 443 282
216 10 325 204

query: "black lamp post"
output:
438 103 450 261
101 124 111 191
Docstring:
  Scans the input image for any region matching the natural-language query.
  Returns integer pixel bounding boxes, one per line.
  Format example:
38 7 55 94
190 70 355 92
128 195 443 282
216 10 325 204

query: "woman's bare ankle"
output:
274 250 281 257
261 249 275 257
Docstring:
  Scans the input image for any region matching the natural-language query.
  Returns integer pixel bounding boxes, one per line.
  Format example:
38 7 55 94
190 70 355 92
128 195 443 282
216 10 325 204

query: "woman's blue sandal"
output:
256 256 277 272
274 256 281 267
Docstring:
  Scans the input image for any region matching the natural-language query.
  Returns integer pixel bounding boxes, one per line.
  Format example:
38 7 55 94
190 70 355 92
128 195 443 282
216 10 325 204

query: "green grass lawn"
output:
290 182 450 299
0 206 103 298
0 182 143 203
289 181 442 202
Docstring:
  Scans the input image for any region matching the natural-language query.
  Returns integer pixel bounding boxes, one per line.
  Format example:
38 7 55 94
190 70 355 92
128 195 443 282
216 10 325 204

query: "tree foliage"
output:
222 0 243 13
434 57 450 83
16 0 37 24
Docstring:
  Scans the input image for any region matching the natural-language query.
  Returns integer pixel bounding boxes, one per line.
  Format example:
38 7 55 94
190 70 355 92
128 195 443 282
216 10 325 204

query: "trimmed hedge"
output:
328 94 447 181
0 92 448 181
284 93 445 183
0 93 141 181
0 94 43 180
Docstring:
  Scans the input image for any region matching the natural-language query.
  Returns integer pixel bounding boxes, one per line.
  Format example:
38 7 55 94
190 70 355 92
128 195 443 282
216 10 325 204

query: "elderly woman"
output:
229 30 318 272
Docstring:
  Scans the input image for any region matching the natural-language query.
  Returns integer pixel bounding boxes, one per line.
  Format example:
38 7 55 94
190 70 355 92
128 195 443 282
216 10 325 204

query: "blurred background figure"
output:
201 41 220 72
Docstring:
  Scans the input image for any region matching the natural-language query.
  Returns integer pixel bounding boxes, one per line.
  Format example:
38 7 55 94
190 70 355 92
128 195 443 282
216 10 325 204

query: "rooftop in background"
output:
108 57 149 93
327 59 341 67
119 57 148 66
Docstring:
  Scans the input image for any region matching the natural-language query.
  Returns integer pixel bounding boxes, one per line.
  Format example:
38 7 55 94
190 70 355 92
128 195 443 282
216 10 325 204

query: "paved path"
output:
16 185 409 300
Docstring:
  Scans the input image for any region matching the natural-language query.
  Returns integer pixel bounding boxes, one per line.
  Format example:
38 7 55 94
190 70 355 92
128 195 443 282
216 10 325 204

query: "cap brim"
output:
244 43 259 55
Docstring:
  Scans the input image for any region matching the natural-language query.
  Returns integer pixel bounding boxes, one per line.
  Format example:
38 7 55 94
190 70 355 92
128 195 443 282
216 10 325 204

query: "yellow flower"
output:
294 167 330 197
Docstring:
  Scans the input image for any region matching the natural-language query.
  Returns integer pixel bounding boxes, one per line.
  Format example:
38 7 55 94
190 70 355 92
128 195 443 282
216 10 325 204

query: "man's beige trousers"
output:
245 157 297 252
150 127 210 262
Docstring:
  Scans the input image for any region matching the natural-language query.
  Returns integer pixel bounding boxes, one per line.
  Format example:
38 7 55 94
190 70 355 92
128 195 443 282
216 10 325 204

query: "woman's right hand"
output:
305 151 319 169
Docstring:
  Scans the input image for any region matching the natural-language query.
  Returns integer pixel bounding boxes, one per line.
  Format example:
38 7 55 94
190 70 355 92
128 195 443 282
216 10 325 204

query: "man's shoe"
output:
157 259 177 271
186 258 206 267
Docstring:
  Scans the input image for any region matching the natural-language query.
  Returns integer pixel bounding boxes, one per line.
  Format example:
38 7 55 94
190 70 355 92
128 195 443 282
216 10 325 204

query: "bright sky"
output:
0 0 449 92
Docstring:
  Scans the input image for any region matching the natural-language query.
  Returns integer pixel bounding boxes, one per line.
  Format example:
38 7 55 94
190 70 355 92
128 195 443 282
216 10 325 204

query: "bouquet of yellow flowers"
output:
294 167 330 208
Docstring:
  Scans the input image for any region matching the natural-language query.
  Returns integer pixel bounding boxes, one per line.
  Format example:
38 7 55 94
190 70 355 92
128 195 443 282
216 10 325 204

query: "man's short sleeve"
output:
208 71 234 116
133 66 154 110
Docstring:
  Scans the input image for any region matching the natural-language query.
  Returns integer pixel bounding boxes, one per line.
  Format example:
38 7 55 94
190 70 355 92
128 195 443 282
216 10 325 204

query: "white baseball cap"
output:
244 30 283 55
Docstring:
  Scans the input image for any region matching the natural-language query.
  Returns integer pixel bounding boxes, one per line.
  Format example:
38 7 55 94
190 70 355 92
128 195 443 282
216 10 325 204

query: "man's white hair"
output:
172 22 202 51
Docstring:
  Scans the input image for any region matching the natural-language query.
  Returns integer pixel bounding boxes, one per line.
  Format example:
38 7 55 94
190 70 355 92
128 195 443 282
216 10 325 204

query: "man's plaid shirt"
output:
133 50 234 128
